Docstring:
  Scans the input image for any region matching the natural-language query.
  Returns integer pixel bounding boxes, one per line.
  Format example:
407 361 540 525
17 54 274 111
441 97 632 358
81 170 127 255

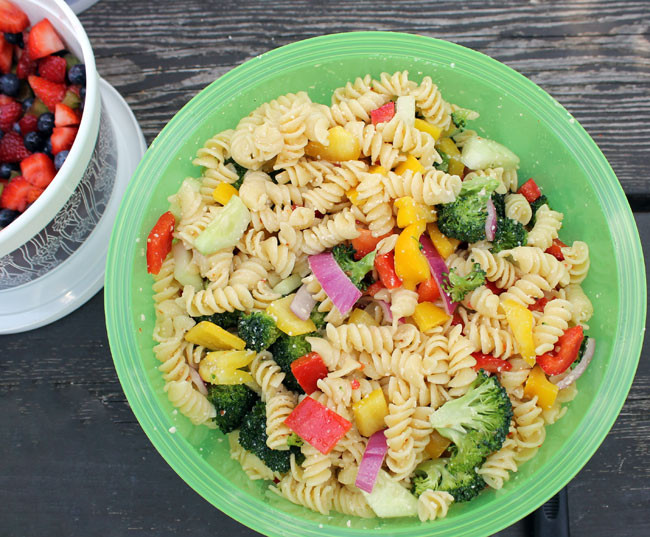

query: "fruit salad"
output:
0 0 87 231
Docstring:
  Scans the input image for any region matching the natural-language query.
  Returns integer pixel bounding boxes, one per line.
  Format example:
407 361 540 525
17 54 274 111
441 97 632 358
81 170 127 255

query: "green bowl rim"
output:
105 31 646 537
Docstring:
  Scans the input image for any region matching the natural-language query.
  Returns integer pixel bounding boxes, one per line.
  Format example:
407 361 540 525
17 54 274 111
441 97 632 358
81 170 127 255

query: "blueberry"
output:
44 138 53 158
3 32 23 47
54 150 69 170
0 208 20 227
37 113 54 135
12 122 20 133
24 132 45 152
22 97 34 113
80 86 86 100
67 64 86 86
0 162 18 179
0 73 20 97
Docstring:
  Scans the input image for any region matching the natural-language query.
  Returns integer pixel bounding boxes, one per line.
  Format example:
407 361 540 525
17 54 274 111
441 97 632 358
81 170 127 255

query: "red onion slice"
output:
485 198 497 241
419 235 456 314
355 430 388 493
554 337 595 390
377 300 393 324
308 253 362 316
189 368 208 396
290 283 316 321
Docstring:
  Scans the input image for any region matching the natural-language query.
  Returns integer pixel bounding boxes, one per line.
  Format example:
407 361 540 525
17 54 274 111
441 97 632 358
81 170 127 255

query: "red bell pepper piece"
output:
545 238 567 261
518 178 542 203
537 325 584 376
374 251 402 289
417 276 440 303
284 396 352 454
351 229 390 260
450 311 464 327
485 280 504 296
371 101 395 125
146 211 175 275
365 281 385 297
290 352 329 394
472 352 513 373
528 296 549 313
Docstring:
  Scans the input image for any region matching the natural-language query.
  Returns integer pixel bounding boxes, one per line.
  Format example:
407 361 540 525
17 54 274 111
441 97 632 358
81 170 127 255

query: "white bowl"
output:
0 0 100 257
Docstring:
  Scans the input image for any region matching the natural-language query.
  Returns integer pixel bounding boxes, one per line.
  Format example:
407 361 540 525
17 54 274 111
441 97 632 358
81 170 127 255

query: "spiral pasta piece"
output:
561 240 590 284
462 285 502 318
446 324 478 397
511 396 546 462
331 485 375 518
165 379 216 426
384 392 417 480
301 208 360 255
504 193 532 225
356 171 395 237
249 352 285 400
411 76 452 130
461 312 517 359
372 70 417 97
468 248 517 289
533 298 572 355
332 74 373 104
478 429 518 489
464 167 517 195
343 121 404 170
378 116 439 167
326 322 395 354
501 246 570 288
300 442 333 486
527 204 563 250
382 169 462 205
178 282 255 316
417 490 454 522
564 283 594 326
228 430 279 481
325 90 389 126
272 475 336 515
266 388 297 450
498 273 551 307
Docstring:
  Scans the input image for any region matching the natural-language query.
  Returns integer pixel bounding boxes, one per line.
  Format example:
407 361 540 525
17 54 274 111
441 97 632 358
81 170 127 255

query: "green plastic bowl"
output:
105 32 646 536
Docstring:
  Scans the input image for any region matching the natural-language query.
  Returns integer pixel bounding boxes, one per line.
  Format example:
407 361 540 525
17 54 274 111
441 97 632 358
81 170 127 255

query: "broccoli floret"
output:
573 335 590 368
269 333 312 393
238 401 302 472
207 384 258 434
225 158 247 190
491 193 506 218
443 262 486 303
237 312 281 351
529 194 549 227
196 310 241 330
437 176 501 243
287 432 304 447
310 308 327 330
491 217 528 254
332 244 376 290
430 371 513 457
434 151 450 173
412 458 486 502
450 107 478 130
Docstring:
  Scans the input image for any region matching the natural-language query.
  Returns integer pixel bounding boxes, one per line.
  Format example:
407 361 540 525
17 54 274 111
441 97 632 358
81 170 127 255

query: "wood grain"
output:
0 1 648 536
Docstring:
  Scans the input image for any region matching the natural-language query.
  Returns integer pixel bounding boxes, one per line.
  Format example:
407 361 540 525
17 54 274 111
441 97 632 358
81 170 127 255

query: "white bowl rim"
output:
0 0 100 257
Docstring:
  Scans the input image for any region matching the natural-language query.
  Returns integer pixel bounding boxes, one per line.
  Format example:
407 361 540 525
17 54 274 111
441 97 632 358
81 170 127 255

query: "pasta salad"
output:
146 70 594 522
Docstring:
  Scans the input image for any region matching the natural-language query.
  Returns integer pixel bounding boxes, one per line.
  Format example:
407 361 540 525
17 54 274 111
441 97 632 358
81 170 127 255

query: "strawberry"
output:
68 84 81 97
0 1 30 34
0 131 31 163
54 103 80 127
50 126 77 154
20 153 56 188
26 19 65 61
0 176 40 211
146 211 176 274
16 47 37 79
18 113 38 134
0 99 22 132
38 55 67 84
28 75 66 111
0 34 12 74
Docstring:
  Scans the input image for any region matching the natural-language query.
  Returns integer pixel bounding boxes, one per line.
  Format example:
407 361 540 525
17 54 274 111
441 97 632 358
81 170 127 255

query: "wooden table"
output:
2 1 648 535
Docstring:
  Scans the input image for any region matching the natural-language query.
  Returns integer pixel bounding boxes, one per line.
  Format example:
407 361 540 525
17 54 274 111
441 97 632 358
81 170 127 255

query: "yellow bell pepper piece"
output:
424 431 452 459
413 302 451 332
185 321 246 350
212 182 239 205
199 350 256 384
346 188 362 206
348 308 379 326
394 222 430 290
266 294 316 336
448 158 465 177
352 388 389 437
394 196 437 228
436 137 464 177
414 118 443 141
501 299 536 365
368 164 388 175
395 154 425 175
524 365 559 410
305 126 361 161
427 223 460 259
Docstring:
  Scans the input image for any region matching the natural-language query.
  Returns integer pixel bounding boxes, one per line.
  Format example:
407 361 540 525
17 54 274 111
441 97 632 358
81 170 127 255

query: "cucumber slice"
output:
194 195 250 255
460 136 520 171
361 470 418 518
172 241 204 289
395 95 416 127
272 274 302 296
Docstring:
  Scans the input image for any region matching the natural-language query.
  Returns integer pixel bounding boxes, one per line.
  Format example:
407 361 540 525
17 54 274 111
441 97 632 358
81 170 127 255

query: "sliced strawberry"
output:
0 176 39 211
20 153 56 189
50 126 78 154
0 99 22 132
0 1 30 34
0 131 31 163
37 55 67 84
28 75 66 111
27 19 65 60
54 103 80 127
67 84 81 97
18 113 38 134
0 34 12 74
16 47 37 79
